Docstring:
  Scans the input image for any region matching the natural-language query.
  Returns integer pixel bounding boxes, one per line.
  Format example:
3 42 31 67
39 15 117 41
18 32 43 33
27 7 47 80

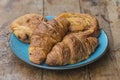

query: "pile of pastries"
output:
10 12 100 66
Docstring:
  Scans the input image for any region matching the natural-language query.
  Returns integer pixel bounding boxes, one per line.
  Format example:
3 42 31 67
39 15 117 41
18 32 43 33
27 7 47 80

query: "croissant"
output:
10 13 46 43
46 32 98 66
28 18 70 64
55 13 100 37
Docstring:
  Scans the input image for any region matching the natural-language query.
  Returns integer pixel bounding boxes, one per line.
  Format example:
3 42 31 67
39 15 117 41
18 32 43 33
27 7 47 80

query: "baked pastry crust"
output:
46 12 100 66
55 12 100 37
28 18 69 64
10 13 46 43
46 32 98 66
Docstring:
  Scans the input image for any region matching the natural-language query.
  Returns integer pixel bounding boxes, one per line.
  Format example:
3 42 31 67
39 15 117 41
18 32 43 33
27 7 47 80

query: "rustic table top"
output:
0 0 120 80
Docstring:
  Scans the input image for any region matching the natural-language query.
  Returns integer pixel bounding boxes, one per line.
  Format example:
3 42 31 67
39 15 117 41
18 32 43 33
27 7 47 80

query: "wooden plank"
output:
87 50 120 80
80 0 120 80
43 0 88 80
44 0 80 16
106 0 120 50
0 0 43 80
43 68 88 80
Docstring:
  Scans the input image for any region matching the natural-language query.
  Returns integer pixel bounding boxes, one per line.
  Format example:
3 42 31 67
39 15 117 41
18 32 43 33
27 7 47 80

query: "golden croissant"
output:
46 32 98 66
29 18 70 64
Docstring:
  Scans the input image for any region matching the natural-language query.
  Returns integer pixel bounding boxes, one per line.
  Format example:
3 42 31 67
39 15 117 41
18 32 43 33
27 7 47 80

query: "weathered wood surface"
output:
0 0 120 80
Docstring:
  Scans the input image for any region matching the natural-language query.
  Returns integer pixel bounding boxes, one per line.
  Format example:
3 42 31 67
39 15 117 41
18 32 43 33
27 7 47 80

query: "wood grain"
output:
0 0 43 80
43 0 88 80
43 68 88 80
44 0 80 16
80 0 120 80
106 0 120 50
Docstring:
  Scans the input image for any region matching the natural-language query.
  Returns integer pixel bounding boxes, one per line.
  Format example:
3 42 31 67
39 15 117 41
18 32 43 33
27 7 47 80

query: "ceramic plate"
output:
9 16 108 70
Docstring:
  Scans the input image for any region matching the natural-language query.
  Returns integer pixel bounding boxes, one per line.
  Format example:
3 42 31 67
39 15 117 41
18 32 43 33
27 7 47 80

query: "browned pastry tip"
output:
29 47 46 64
10 13 46 43
46 42 70 66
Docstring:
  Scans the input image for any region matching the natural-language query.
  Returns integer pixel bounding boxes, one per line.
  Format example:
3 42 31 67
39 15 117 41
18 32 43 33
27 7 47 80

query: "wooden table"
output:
0 0 120 80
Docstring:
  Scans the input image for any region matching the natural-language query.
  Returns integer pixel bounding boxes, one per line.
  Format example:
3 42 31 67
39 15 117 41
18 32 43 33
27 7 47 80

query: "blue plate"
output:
9 16 108 70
